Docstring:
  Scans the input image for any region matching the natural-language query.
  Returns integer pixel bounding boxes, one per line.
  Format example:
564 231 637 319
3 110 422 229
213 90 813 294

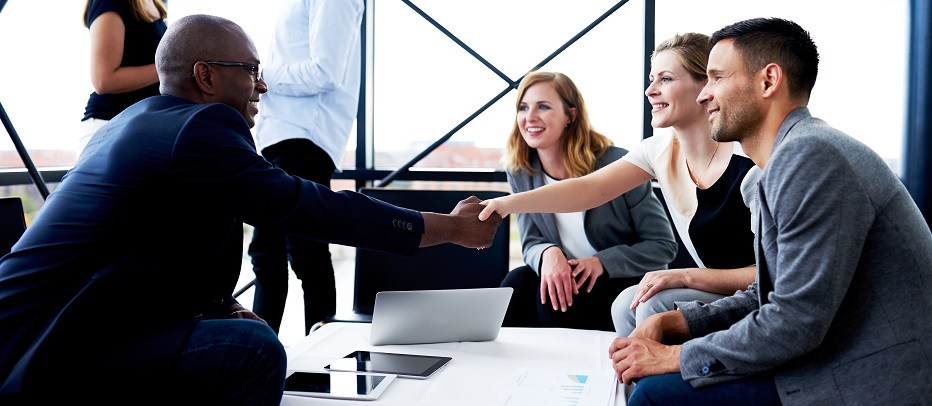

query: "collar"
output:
770 107 812 158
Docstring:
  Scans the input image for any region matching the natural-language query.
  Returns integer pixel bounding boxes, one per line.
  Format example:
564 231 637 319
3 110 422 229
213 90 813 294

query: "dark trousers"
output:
17 319 285 405
501 265 640 331
628 373 780 406
248 138 336 335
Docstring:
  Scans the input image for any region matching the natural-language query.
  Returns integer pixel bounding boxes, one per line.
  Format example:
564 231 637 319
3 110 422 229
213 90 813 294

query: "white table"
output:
283 323 629 405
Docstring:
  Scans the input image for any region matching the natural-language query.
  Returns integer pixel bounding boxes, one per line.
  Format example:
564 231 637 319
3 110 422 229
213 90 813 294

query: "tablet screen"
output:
284 371 393 400
325 351 452 379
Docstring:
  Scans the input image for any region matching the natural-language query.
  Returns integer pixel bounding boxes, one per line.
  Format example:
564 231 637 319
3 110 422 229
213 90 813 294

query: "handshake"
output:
421 196 504 249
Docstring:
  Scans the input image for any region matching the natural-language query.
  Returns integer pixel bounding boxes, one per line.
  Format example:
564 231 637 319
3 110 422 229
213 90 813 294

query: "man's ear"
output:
191 62 216 96
760 63 783 99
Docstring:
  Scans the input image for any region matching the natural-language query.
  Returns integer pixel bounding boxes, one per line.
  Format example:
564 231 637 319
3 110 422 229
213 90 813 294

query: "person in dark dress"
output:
478 33 760 336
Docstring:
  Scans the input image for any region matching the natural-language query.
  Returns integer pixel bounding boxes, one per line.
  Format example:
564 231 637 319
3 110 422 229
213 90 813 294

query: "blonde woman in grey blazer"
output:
498 71 677 331
610 18 932 406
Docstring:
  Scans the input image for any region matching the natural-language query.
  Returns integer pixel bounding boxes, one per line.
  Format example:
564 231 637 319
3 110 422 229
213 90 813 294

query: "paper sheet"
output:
496 367 615 406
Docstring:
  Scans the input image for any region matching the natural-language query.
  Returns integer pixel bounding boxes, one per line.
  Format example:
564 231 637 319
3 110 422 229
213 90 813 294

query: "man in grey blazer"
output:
609 17 932 405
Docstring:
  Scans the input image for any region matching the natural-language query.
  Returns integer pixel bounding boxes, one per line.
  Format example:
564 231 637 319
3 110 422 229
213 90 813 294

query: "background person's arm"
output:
478 160 652 220
88 12 159 94
262 0 362 96
630 265 757 309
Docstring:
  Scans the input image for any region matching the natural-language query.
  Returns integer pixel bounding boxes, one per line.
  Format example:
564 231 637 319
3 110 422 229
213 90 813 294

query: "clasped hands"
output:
608 311 685 384
447 196 503 249
540 247 605 312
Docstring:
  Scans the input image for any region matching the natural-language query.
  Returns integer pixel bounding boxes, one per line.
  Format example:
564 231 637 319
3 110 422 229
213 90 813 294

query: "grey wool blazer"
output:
677 108 932 405
510 146 677 279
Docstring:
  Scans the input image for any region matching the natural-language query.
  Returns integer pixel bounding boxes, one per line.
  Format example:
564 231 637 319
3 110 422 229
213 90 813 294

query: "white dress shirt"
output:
254 0 363 170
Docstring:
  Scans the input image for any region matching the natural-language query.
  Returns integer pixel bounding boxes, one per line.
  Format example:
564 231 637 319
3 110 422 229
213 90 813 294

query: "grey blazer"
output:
510 146 677 278
677 108 932 405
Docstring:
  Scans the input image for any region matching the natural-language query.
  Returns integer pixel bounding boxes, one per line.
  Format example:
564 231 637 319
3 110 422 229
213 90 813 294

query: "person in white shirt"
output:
248 0 363 335
480 34 760 337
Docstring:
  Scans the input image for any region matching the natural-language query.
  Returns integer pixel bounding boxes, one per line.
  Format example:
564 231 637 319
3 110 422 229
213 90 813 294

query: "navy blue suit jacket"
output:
0 95 424 393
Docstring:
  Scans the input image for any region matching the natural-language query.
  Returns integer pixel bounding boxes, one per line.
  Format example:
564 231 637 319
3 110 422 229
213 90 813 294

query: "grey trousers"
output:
611 286 727 336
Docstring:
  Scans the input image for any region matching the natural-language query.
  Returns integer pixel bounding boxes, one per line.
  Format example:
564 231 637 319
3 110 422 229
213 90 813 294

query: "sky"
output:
0 0 910 172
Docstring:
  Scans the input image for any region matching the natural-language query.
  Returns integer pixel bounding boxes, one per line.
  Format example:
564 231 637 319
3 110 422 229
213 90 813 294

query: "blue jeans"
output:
628 373 781 406
174 319 287 405
18 319 285 405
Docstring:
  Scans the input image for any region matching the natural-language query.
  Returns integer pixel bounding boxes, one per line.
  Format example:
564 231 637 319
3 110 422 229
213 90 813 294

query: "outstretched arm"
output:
478 160 652 220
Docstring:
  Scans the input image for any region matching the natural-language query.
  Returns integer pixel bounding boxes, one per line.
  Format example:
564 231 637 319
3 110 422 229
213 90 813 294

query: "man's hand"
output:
629 310 691 342
608 337 681 384
421 196 503 249
628 312 666 341
227 302 267 324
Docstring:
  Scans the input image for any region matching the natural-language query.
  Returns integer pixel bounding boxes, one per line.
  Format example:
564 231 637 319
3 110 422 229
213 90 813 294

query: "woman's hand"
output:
478 196 511 221
567 256 604 293
629 269 689 309
540 247 577 312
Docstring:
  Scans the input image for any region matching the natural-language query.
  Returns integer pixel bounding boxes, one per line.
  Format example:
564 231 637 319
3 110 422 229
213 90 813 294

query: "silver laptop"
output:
368 287 513 346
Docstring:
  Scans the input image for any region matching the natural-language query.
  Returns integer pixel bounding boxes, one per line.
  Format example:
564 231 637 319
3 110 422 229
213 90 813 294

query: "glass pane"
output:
373 0 643 170
651 0 908 174
0 1 87 169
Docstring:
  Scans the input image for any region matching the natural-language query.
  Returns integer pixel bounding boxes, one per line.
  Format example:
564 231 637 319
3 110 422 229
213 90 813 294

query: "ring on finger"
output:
645 283 654 289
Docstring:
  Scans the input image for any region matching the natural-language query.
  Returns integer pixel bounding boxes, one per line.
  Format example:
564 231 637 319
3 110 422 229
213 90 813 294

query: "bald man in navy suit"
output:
0 14 501 405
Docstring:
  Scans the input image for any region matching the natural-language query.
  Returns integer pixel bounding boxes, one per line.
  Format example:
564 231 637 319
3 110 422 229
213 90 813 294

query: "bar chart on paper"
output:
497 368 614 406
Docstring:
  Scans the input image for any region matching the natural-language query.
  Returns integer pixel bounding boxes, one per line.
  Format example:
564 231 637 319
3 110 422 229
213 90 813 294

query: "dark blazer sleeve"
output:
170 103 424 256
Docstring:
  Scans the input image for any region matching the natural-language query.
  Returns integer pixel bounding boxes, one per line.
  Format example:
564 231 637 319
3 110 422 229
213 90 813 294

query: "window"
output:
0 0 910 175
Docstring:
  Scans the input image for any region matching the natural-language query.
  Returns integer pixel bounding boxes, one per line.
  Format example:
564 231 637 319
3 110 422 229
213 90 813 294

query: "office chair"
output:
312 188 511 330
0 196 27 257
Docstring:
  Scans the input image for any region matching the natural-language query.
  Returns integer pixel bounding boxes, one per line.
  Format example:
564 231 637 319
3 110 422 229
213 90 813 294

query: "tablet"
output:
283 370 396 400
324 350 452 379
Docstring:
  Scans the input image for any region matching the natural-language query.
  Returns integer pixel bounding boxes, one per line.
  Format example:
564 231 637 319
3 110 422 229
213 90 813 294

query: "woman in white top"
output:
479 33 760 336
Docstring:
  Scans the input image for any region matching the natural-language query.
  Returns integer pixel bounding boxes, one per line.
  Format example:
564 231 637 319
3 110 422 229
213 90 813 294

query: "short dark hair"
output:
711 18 819 102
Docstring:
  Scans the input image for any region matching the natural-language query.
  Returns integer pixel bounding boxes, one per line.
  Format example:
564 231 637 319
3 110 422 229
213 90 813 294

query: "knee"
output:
225 321 287 381
611 287 637 334
640 292 677 315
612 286 636 315
610 294 628 322
254 325 287 373
626 375 673 406
501 265 537 289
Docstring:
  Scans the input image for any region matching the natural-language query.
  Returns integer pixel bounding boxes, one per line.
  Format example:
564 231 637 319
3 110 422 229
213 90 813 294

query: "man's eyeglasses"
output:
202 60 262 82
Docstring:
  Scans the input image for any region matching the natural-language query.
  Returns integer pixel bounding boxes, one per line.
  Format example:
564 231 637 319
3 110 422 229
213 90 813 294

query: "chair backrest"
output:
0 196 27 257
353 188 511 315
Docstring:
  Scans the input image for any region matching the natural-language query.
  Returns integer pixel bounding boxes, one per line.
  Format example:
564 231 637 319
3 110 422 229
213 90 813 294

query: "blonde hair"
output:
652 32 711 82
84 0 168 27
503 71 612 178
